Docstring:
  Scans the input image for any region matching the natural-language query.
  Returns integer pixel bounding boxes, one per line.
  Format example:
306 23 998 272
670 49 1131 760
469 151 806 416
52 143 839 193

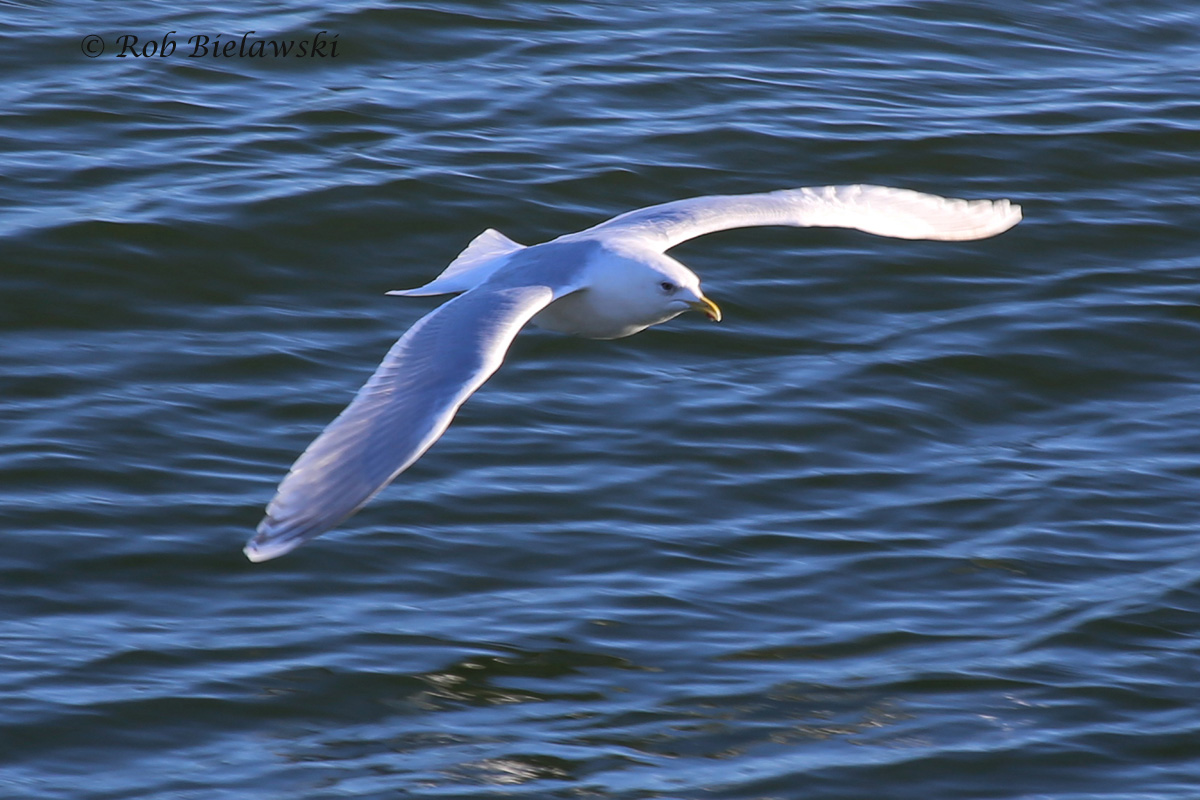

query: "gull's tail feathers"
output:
388 228 525 297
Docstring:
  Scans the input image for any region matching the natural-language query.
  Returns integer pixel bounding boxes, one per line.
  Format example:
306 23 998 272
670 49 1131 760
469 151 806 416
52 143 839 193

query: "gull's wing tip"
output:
243 520 306 563
243 541 281 563
878 186 1023 240
986 196 1023 238
1008 199 1024 224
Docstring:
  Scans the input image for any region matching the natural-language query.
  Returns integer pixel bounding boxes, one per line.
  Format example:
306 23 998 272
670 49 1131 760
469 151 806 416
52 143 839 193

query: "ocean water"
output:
3 1 1200 797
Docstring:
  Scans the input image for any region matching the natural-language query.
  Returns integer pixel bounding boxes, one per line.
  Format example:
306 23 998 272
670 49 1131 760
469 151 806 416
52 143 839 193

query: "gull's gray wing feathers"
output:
245 282 561 562
574 184 1021 252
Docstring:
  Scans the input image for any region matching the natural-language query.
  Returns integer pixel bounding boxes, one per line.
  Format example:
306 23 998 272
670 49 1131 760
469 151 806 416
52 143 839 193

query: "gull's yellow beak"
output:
687 294 722 322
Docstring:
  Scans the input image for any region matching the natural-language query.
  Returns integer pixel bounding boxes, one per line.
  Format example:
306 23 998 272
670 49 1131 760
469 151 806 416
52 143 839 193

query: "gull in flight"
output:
245 185 1021 561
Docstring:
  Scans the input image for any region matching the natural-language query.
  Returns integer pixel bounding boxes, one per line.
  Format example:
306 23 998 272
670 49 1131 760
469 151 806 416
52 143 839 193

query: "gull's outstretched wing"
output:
573 185 1021 252
246 282 562 562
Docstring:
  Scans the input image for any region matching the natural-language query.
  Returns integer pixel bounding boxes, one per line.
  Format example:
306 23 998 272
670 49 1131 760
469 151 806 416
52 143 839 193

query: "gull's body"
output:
246 185 1021 562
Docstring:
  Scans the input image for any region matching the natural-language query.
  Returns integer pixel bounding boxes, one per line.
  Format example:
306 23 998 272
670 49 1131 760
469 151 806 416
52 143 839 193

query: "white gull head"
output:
528 242 720 340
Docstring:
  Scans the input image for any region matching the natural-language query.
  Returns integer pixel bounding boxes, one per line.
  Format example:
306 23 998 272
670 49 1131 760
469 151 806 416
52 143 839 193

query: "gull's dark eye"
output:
659 281 676 293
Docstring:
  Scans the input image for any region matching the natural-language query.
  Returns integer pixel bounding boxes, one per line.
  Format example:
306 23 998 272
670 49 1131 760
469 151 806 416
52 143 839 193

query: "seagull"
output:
245 185 1021 562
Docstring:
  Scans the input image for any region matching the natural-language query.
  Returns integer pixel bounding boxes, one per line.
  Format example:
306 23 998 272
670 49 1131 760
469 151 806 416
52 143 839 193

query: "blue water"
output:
4 2 1200 797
